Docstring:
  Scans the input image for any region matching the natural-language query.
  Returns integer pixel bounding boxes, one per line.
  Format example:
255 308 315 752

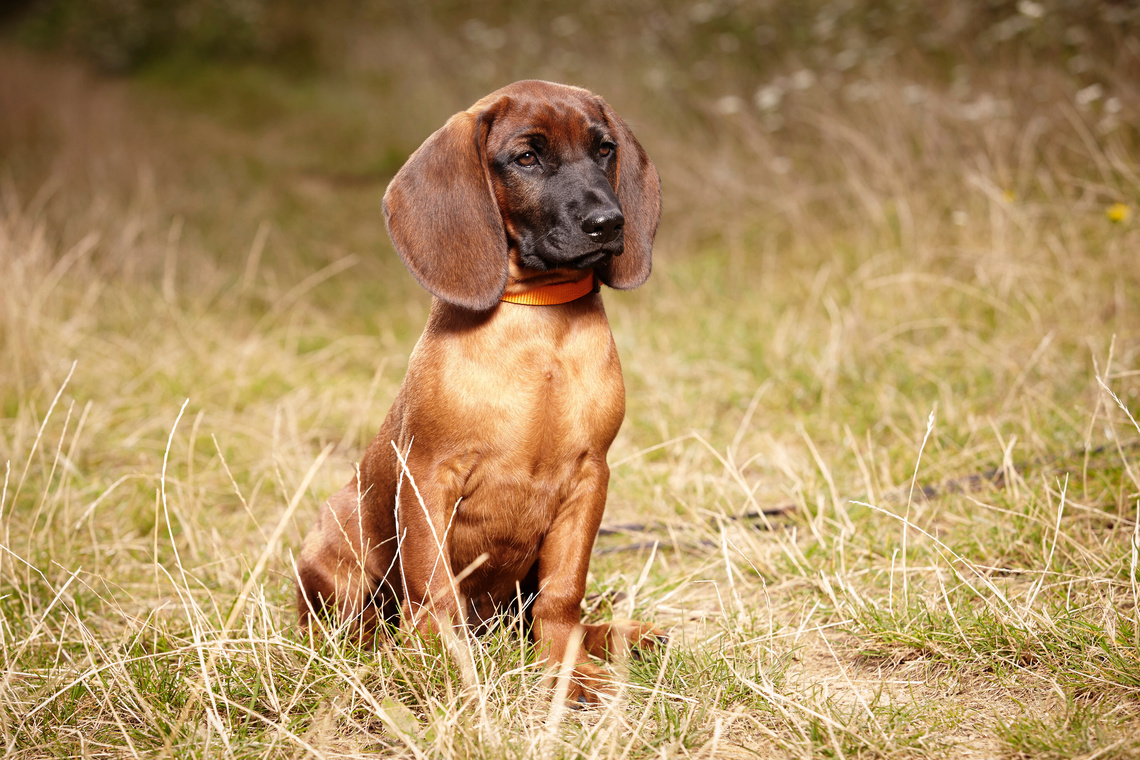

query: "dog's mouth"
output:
569 236 625 269
519 245 618 272
570 249 615 269
512 216 625 271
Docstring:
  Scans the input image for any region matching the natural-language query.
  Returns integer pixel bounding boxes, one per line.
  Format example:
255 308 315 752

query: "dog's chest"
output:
406 304 625 574
413 305 626 453
436 329 623 488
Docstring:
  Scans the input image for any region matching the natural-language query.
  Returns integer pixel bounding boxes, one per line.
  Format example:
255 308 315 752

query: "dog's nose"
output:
581 209 624 244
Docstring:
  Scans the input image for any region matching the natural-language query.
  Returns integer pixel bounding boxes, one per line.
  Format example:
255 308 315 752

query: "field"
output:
2 1 1139 757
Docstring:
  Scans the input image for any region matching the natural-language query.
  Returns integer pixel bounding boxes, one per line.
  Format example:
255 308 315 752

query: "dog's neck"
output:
500 271 597 306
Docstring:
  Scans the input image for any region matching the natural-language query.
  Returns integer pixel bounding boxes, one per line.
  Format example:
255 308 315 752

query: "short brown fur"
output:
295 80 662 704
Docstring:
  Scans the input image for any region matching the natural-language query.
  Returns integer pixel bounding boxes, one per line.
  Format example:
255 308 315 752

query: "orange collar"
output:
500 272 597 306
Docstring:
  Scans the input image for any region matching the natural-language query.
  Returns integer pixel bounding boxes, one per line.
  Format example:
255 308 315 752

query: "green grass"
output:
3 1 1140 757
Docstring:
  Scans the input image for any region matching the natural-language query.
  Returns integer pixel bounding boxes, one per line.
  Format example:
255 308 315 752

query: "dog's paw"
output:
618 619 669 651
556 662 613 707
583 619 668 661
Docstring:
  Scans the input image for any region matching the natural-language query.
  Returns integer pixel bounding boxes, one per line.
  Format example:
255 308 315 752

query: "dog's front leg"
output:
529 458 613 704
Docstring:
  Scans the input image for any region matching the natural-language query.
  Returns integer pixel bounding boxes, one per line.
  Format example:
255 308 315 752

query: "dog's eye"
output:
598 142 616 158
516 152 538 167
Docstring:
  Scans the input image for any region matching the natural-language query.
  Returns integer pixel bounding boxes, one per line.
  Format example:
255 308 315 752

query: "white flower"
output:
1076 84 1104 107
689 2 717 24
551 15 580 37
715 96 744 115
902 84 926 104
754 84 784 111
790 69 816 90
835 48 860 71
843 79 879 103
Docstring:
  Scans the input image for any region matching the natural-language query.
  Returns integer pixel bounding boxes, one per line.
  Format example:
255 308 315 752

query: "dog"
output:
295 80 663 703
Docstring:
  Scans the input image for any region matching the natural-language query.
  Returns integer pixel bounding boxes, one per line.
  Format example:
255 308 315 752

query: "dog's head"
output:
383 80 661 311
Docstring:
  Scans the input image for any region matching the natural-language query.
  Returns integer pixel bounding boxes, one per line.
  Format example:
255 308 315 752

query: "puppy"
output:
296 80 662 703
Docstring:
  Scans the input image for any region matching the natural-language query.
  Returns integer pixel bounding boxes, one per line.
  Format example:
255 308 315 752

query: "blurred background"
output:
3 0 1137 404
3 0 1137 282
2 0 1137 463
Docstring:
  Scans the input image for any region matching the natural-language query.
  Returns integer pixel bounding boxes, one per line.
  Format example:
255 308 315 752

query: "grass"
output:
2 1 1140 757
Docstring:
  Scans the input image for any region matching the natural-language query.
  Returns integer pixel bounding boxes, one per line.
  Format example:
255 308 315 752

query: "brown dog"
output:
295 80 662 703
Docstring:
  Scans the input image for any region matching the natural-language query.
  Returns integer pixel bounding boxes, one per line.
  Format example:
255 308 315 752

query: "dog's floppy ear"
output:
383 110 508 311
598 105 660 290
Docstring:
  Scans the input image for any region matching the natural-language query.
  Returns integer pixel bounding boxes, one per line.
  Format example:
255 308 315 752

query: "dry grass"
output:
2 2 1140 757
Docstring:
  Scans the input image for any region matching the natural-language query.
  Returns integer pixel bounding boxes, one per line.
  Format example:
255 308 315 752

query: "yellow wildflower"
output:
1106 203 1132 224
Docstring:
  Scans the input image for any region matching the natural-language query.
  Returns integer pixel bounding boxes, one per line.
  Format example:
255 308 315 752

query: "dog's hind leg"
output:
296 461 402 645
